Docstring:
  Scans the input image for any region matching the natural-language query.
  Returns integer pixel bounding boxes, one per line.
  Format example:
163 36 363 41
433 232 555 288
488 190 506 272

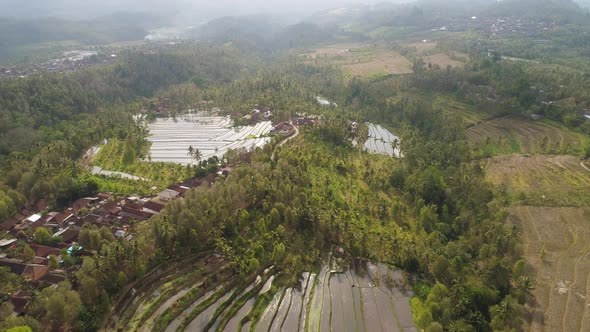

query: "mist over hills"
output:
1 0 589 64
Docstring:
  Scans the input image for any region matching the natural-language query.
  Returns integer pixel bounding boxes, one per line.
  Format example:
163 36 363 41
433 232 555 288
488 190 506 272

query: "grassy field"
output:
467 116 588 157
508 206 590 332
432 94 489 126
302 43 413 77
483 154 590 206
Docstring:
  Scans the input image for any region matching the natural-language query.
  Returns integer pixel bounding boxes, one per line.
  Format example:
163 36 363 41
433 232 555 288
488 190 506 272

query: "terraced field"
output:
432 95 488 126
364 123 401 158
467 116 587 156
482 154 590 206
508 206 590 332
111 258 416 332
146 113 272 165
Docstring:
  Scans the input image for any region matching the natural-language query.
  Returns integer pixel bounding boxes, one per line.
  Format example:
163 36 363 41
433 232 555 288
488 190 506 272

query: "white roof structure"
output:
0 239 17 247
27 214 42 223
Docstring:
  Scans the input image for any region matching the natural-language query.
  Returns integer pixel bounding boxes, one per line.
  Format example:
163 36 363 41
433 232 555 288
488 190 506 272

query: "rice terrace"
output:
474 115 590 330
106 256 417 332
467 116 587 156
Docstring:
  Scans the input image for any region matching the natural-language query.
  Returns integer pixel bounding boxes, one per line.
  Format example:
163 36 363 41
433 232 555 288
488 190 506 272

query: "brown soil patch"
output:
303 43 366 59
403 41 438 53
423 53 466 68
346 53 413 76
508 206 590 332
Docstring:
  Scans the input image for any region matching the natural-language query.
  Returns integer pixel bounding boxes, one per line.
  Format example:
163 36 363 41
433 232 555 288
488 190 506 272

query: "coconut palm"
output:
192 148 203 164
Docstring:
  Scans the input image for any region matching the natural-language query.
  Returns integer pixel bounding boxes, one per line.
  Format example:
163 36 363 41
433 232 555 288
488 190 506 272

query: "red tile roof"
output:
0 217 19 231
144 201 165 213
30 244 61 258
23 264 49 281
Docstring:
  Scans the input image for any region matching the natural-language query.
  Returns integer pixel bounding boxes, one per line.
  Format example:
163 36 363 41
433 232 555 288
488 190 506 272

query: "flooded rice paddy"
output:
364 123 401 158
118 258 416 332
146 113 272 165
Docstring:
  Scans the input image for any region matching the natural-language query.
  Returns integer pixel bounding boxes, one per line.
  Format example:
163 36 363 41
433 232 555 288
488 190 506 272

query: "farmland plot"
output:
117 259 416 332
146 113 272 165
483 154 590 206
364 123 402 158
302 44 413 77
508 206 590 332
467 116 586 156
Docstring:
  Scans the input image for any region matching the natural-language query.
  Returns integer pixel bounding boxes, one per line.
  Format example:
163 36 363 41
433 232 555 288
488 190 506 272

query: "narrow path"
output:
271 124 299 162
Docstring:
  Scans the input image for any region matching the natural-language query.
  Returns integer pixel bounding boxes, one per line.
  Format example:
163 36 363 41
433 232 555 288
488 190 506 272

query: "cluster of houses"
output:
437 16 558 38
0 170 226 316
291 114 320 127
236 107 274 125
0 52 117 79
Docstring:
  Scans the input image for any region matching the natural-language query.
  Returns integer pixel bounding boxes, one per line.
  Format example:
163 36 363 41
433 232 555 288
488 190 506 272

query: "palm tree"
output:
192 148 203 165
187 145 194 159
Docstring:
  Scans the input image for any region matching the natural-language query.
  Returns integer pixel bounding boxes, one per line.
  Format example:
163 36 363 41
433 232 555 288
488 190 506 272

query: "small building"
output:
205 253 224 265
98 201 122 215
72 197 98 212
97 193 112 201
54 211 75 225
10 291 31 315
121 206 153 220
143 201 165 214
158 189 180 202
41 272 67 285
0 238 17 248
114 230 126 239
54 227 80 245
26 214 42 223
217 167 233 177
30 244 61 258
0 218 19 232
168 185 189 195
23 264 50 282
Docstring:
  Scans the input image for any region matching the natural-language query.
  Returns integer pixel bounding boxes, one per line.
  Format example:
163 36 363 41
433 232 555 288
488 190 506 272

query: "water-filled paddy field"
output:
364 123 401 158
113 257 416 332
146 113 272 165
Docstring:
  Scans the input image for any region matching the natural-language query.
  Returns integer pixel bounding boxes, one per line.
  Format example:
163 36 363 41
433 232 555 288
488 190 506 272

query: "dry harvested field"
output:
467 116 586 156
483 154 590 206
508 206 590 332
423 53 467 68
303 43 368 59
346 54 413 76
402 41 438 53
302 44 413 77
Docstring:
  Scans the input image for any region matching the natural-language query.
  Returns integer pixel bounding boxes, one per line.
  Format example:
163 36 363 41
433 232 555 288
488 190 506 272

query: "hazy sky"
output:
0 0 405 21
